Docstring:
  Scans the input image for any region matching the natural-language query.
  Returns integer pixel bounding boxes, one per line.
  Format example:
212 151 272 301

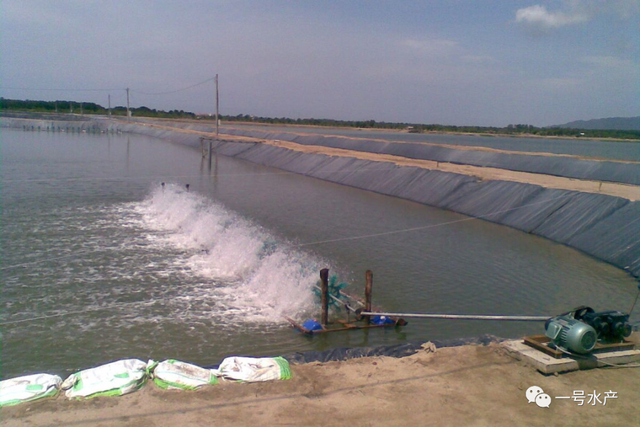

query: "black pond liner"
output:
217 126 640 186
283 334 502 364
6 118 639 278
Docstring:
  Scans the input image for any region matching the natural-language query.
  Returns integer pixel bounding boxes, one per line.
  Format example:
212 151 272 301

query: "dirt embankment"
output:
128 116 640 144
135 121 640 201
3 341 639 427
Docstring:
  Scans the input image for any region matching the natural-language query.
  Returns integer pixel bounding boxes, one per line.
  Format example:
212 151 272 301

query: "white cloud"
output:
515 4 590 32
515 1 640 34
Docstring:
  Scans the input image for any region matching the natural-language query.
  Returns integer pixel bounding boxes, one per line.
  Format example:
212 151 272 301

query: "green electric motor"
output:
544 315 598 354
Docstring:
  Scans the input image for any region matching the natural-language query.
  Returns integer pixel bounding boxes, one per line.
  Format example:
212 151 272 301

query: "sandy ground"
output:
230 124 640 165
267 139 640 201
141 117 640 144
3 339 639 427
136 117 640 162
133 121 640 201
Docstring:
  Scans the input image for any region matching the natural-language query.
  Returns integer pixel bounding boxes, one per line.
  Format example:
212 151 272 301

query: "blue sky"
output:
1 0 638 126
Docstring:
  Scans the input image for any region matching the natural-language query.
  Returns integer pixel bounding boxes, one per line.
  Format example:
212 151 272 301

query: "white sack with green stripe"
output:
150 360 218 390
61 359 147 399
0 373 62 407
213 356 291 382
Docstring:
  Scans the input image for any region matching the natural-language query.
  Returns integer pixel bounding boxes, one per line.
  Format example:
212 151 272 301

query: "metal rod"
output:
340 290 365 307
360 311 550 322
312 284 357 312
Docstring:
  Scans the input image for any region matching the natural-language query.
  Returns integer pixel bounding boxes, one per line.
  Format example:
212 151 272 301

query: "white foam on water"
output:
135 184 320 323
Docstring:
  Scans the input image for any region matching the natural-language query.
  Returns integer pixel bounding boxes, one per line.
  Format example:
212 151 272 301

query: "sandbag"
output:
213 356 291 382
61 359 147 399
150 360 218 390
0 373 62 407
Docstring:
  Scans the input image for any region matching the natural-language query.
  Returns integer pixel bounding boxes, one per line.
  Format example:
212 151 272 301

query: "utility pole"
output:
215 74 219 139
126 87 130 120
108 94 111 116
70 102 73 114
80 102 83 115
55 101 58 113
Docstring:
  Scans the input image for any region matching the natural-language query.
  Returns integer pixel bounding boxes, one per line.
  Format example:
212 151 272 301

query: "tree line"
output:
0 98 196 119
2 97 638 140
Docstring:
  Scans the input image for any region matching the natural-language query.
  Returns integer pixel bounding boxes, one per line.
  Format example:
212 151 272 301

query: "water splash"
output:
136 184 320 323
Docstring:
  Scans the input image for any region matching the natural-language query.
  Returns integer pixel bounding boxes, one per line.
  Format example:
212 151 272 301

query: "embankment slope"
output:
3 116 639 278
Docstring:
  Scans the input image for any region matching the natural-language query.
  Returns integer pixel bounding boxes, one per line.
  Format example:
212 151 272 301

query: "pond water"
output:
1 128 637 378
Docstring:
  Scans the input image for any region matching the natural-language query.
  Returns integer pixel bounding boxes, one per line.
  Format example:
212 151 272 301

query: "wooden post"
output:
320 268 329 326
365 270 373 325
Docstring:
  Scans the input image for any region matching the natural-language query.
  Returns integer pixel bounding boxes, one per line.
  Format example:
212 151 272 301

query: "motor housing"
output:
544 315 598 354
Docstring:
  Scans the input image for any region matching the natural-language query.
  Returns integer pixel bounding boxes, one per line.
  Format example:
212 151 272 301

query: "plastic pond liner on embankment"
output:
3 116 639 278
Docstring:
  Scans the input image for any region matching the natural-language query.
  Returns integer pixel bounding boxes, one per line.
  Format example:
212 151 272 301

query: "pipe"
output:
311 284 548 321
360 311 550 322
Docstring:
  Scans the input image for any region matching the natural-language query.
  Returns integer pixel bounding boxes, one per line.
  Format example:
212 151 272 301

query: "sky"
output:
1 0 639 127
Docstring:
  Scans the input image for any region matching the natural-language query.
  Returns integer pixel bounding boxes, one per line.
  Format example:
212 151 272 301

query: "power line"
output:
1 190 573 272
0 192 584 327
293 192 572 248
0 301 155 326
1 166 396 184
2 172 296 184
130 76 217 96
